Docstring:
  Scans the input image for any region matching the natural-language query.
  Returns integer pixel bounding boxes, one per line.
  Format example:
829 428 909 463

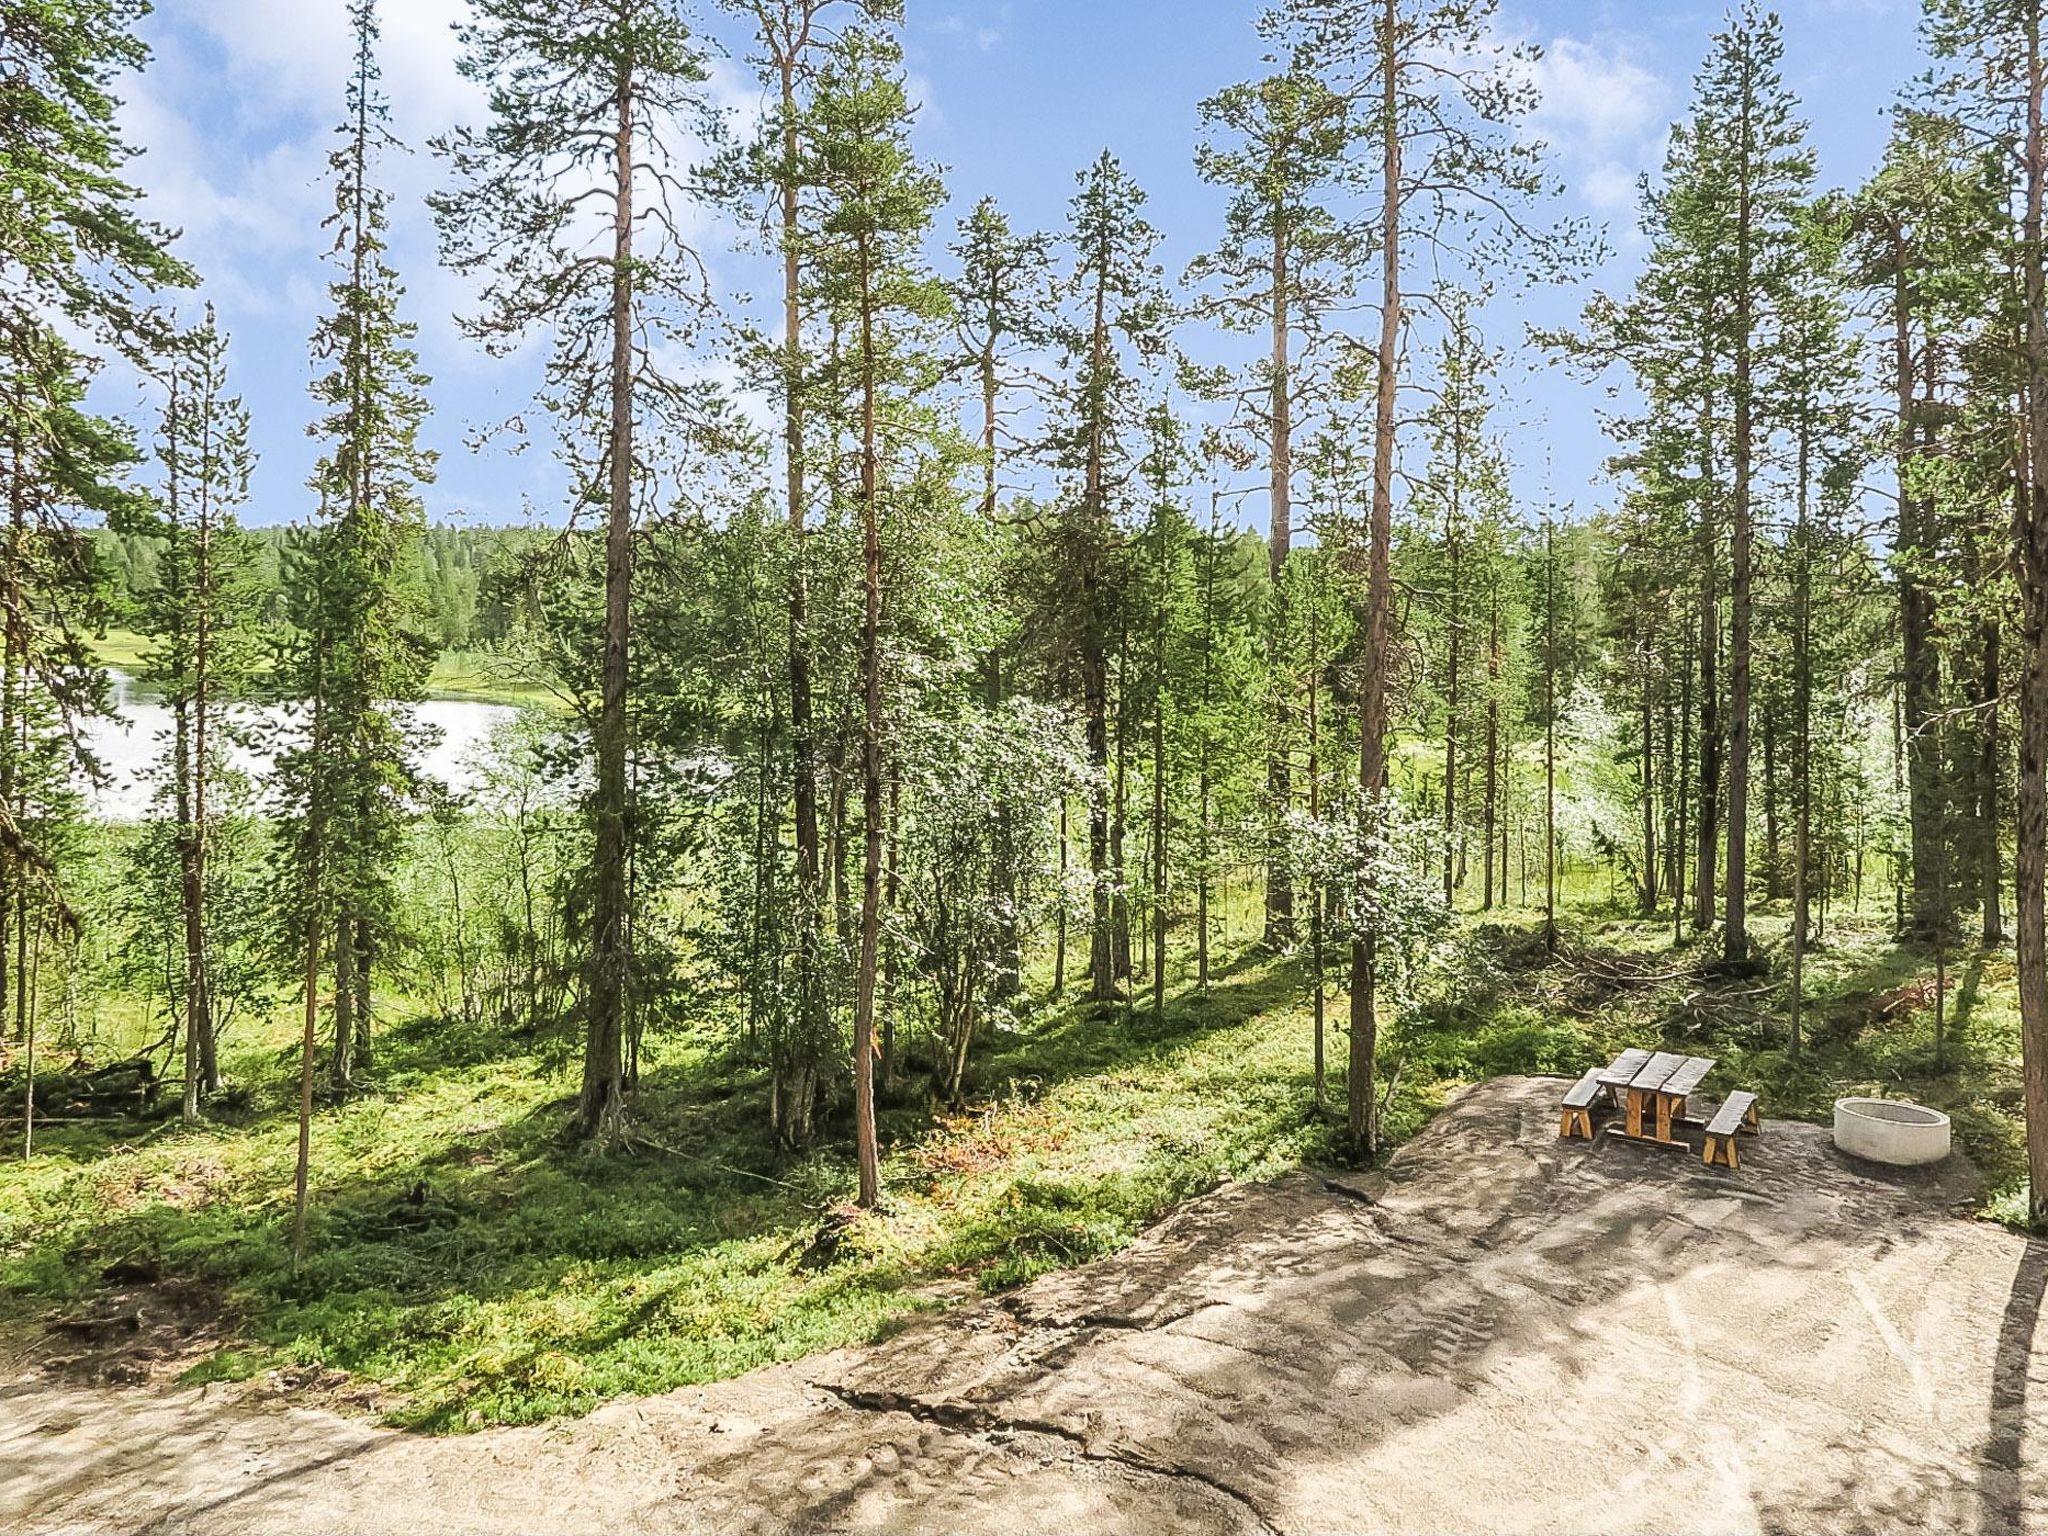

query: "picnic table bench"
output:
1702 1091 1762 1170
1557 1070 1604 1141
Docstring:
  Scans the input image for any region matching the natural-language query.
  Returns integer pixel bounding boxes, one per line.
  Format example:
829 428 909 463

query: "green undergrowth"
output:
1 896 2033 1434
0 945 1386 1431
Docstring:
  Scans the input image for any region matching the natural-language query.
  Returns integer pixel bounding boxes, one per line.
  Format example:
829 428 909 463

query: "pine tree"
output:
134 307 257 1119
1272 0 1590 1153
1189 58 1350 948
800 27 948 1206
435 0 723 1142
719 0 899 1148
1044 152 1169 1005
1689 4 1818 967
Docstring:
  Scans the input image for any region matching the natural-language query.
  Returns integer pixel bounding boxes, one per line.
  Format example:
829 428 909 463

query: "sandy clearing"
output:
3 1075 2043 1535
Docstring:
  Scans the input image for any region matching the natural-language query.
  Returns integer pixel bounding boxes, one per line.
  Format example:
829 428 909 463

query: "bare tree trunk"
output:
852 229 883 1210
1349 0 1398 1157
578 60 636 1141
2015 8 2048 1228
1725 148 1755 964
1265 230 1296 947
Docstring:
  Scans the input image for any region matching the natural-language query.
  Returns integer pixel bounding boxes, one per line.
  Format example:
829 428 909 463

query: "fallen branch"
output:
620 1130 801 1192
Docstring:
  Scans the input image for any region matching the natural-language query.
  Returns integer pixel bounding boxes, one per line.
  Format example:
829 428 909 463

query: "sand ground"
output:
4 1075 2044 1535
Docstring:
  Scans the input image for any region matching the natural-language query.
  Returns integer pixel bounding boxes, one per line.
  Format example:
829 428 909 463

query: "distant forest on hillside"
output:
90 525 542 652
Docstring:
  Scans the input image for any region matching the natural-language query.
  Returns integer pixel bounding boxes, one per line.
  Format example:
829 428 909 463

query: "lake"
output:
84 673 527 820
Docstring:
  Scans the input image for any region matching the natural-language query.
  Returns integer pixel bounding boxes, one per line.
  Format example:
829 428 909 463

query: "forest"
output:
2 0 2047 1445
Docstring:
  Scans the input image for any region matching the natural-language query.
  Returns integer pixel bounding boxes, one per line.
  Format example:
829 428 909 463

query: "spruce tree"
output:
0 0 189 1063
947 197 1051 998
1689 4 1817 967
1043 152 1169 1005
300 0 438 1094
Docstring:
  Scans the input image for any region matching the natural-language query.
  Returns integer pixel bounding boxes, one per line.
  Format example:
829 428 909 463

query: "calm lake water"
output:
84 673 524 820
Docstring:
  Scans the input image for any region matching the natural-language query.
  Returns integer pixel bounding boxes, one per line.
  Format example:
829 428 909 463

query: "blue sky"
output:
112 0 1930 530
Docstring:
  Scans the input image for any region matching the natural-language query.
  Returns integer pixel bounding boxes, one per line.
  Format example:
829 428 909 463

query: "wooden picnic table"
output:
1615 1051 1716 1145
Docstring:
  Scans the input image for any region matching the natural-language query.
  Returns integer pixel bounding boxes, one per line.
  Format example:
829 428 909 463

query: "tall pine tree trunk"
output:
852 229 883 1210
1264 232 1295 946
578 62 635 1141
1894 237 1945 941
779 39 826 1144
1349 0 1397 1156
2012 10 2048 1228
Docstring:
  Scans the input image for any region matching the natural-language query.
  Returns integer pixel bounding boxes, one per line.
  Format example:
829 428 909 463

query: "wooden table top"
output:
1596 1048 1652 1088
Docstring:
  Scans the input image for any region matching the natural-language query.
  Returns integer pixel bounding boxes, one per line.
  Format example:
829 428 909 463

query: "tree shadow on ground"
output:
1978 1235 2048 1536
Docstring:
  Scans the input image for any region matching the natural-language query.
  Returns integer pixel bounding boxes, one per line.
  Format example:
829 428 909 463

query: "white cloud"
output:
1519 34 1671 225
163 0 477 137
1529 37 1666 158
1579 161 1641 215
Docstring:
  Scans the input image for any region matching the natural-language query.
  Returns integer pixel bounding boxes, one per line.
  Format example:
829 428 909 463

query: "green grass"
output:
423 651 565 711
0 936 1382 1430
0 886 2032 1433
86 627 155 674
85 629 561 711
